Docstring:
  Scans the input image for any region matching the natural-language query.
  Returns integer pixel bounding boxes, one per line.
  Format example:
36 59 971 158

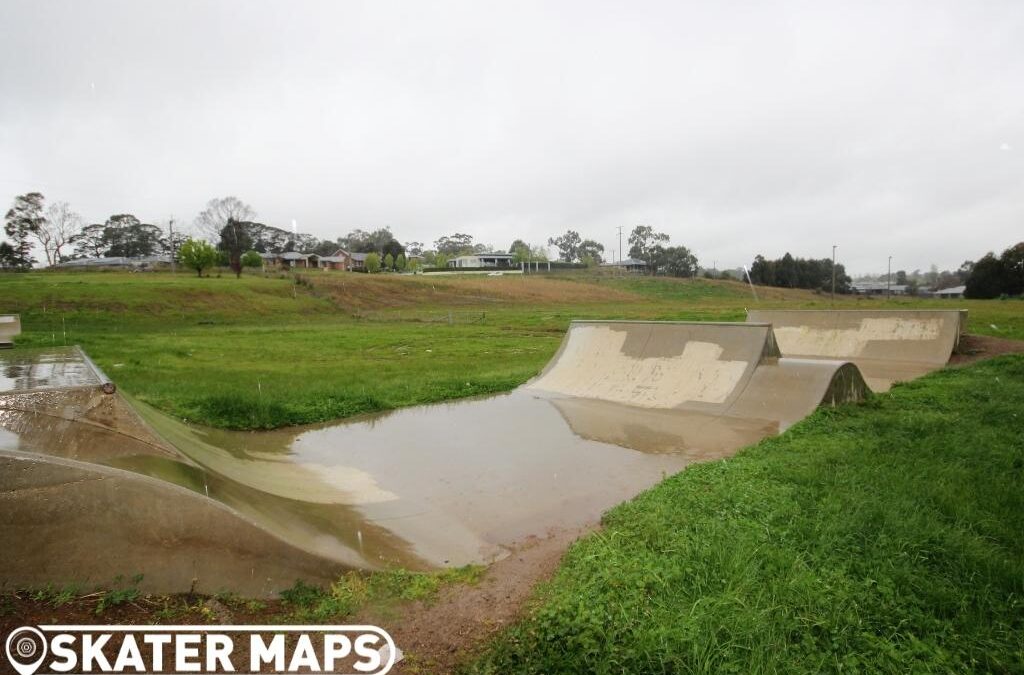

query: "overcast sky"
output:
1 0 1021 273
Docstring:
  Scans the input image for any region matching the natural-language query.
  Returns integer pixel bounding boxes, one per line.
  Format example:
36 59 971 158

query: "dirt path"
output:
950 333 1024 366
355 527 588 673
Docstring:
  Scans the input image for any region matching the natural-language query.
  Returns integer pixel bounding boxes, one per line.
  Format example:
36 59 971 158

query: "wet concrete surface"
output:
130 389 752 569
2 385 772 573
0 346 101 392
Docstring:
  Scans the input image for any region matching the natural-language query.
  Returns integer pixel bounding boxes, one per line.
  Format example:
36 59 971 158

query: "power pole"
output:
887 255 892 300
168 217 176 274
831 244 837 306
616 225 623 263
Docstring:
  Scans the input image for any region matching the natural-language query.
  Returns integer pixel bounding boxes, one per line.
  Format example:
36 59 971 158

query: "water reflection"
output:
0 347 101 392
4 377 788 571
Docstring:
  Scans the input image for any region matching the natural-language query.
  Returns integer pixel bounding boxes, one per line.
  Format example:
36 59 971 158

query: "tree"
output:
435 233 474 255
628 225 670 275
383 252 395 270
508 239 529 254
395 253 407 271
178 239 218 277
218 219 254 278
433 252 450 268
381 239 405 261
662 245 699 277
895 270 908 285
1001 242 1024 296
241 250 263 270
0 241 18 269
33 201 82 266
101 215 165 257
72 223 107 258
4 192 45 269
341 228 396 253
511 241 532 264
965 253 1004 299
577 240 605 264
195 197 256 241
365 252 382 273
404 241 424 256
548 230 582 262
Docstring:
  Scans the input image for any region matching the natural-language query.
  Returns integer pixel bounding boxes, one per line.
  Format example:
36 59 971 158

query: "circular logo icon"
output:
5 627 47 675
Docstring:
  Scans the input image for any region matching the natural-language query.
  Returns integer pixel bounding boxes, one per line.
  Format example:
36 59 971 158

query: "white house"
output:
447 253 515 268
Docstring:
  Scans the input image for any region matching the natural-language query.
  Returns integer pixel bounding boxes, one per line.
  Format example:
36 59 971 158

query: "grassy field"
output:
2 269 1022 428
471 355 1024 674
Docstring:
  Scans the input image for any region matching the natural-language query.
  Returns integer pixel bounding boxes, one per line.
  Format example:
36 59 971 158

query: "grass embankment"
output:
2 269 1022 429
472 356 1024 674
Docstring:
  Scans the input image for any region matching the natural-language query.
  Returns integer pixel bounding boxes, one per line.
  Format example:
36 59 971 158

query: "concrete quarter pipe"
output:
2 322 868 596
746 310 966 391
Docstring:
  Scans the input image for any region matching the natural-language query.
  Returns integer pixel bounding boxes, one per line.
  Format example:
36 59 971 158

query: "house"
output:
932 285 966 299
600 258 647 273
317 249 353 270
281 252 316 268
447 253 515 268
850 281 909 296
349 252 369 270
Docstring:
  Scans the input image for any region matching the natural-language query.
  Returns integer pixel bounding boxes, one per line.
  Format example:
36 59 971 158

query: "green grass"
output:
470 356 1024 674
280 566 485 622
2 269 1022 429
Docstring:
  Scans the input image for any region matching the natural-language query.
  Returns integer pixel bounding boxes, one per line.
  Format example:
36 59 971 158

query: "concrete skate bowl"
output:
2 323 867 596
746 309 967 392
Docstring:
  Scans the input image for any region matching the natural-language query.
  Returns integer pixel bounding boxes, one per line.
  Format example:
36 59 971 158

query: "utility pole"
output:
831 244 837 306
887 255 892 300
168 217 176 275
713 260 717 278
616 225 623 263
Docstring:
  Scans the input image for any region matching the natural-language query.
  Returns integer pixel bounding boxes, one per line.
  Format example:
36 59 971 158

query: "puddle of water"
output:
3 367 783 571
129 389 775 568
0 347 100 392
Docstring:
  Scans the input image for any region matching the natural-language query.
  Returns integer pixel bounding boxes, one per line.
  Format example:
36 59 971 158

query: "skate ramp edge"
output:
528 320 868 426
0 449 346 597
746 309 967 391
0 315 19 348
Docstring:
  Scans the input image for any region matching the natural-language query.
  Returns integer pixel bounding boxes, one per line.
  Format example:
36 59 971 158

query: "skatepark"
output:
0 309 968 596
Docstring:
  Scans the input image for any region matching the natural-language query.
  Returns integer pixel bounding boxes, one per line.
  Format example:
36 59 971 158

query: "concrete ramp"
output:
0 314 22 348
528 320 867 429
746 310 966 391
3 324 870 596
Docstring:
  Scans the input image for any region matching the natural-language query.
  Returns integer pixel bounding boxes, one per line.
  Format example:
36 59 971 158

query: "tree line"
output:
747 253 852 293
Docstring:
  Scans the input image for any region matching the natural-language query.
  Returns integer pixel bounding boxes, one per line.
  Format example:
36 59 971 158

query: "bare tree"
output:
36 201 82 266
194 196 256 241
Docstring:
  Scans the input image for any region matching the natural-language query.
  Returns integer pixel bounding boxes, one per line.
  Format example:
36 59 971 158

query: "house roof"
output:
851 282 909 292
601 258 647 267
281 251 309 260
451 253 515 260
318 256 346 263
350 252 369 261
933 285 966 295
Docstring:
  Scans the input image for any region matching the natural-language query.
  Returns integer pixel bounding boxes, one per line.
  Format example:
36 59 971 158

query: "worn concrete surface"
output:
746 309 966 391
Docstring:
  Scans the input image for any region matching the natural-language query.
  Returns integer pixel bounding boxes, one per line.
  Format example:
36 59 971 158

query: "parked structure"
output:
932 285 966 299
56 256 171 270
850 281 910 296
600 258 647 273
447 253 515 268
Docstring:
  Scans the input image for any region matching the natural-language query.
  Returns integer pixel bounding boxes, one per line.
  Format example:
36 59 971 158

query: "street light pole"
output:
887 255 892 300
616 225 623 263
831 245 837 306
